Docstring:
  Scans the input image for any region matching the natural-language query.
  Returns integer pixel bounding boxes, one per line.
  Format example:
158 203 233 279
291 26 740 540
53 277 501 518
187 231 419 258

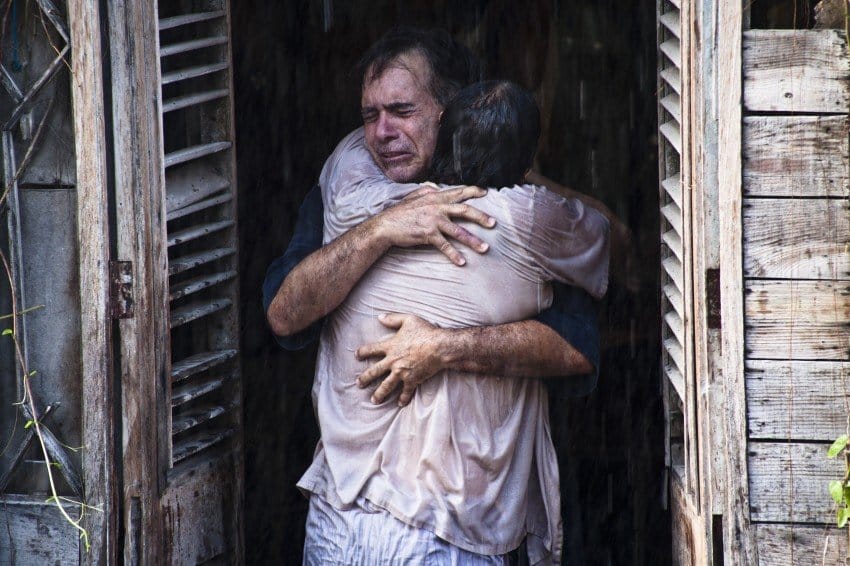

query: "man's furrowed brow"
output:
385 102 415 113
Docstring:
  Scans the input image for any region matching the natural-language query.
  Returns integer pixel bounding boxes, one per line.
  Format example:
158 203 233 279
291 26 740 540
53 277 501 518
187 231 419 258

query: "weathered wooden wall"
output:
742 28 850 560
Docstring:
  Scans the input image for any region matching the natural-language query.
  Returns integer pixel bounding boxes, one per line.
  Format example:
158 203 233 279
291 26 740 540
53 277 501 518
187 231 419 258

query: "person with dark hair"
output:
263 28 609 564
308 79 607 564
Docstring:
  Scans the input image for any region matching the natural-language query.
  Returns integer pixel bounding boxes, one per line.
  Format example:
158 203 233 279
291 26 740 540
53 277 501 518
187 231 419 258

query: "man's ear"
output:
438 110 443 123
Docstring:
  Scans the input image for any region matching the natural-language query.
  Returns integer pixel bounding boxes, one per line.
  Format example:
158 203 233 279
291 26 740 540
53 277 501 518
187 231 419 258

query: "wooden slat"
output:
754 524 847 566
660 37 681 68
169 270 236 301
745 279 850 360
665 359 686 402
162 88 229 113
743 29 850 113
659 12 680 39
660 67 681 94
661 173 682 208
165 160 230 212
660 93 681 123
167 220 234 247
172 404 229 435
743 198 850 279
665 336 685 375
168 247 235 276
172 374 232 407
748 441 844 523
667 0 680 9
661 201 682 231
159 36 227 57
164 141 231 168
743 115 849 197
161 61 229 85
172 428 235 463
662 228 683 262
170 298 232 329
665 311 685 346
171 349 237 382
660 120 682 153
662 256 684 292
663 282 684 317
158 10 226 31
746 359 850 440
167 192 232 222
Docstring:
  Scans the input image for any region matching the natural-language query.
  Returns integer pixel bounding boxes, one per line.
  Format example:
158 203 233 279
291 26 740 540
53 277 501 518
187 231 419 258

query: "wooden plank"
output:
0 496 80 564
742 115 849 198
106 0 171 562
746 360 850 440
660 119 682 153
660 93 681 123
68 1 117 561
167 219 234 247
660 37 681 68
663 282 684 317
661 172 682 208
171 349 236 382
748 441 844 523
172 403 229 435
717 0 757 562
165 160 229 212
659 11 680 39
159 36 228 57
743 29 850 113
168 247 235 276
169 270 236 301
158 10 226 31
743 198 850 279
161 61 229 85
172 374 232 407
754 524 847 566
660 66 681 94
162 88 229 113
170 298 232 328
745 279 850 360
166 192 232 222
171 428 235 464
662 228 682 261
662 255 683 292
164 141 231 168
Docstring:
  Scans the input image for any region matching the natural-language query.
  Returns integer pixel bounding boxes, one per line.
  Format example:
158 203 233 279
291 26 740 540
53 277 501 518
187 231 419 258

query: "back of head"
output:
430 81 541 188
356 27 480 107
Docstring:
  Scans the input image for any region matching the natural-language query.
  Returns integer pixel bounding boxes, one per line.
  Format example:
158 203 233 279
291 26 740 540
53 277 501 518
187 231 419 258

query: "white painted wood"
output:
743 29 850 113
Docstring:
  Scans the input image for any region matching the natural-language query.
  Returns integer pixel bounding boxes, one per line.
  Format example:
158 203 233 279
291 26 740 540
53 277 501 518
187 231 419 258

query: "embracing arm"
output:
357 283 600 405
266 184 495 338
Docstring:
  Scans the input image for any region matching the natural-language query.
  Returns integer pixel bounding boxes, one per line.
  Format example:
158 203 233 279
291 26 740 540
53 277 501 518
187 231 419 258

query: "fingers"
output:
376 312 405 329
398 385 415 407
355 340 386 361
437 220 488 254
371 372 400 404
403 184 439 201
437 185 486 203
356 358 389 387
429 233 466 266
443 203 496 229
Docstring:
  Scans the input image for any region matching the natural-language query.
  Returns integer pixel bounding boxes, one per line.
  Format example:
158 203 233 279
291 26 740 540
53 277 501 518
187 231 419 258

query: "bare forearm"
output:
440 320 593 378
267 217 388 337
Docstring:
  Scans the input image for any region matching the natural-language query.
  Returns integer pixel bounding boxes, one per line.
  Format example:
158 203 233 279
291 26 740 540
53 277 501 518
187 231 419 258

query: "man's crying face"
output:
360 52 442 183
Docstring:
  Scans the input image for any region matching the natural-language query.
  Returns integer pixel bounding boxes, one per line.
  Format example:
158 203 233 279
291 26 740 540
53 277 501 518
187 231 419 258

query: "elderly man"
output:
263 29 605 563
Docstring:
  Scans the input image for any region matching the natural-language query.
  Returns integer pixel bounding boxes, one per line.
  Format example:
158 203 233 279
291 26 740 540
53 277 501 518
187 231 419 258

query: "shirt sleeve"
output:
535 282 600 395
262 185 324 351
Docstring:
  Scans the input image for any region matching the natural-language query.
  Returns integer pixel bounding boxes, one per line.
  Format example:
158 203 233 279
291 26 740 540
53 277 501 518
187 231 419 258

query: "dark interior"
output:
231 1 668 563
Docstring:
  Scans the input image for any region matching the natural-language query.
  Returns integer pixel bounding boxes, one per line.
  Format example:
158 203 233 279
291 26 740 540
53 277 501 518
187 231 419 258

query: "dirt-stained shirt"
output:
297 128 609 564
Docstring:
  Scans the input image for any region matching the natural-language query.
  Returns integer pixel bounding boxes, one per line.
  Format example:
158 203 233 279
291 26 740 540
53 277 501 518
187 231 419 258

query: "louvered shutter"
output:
657 0 697 495
157 5 241 468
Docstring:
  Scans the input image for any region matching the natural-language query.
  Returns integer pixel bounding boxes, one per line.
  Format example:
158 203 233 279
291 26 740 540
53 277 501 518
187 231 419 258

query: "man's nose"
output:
375 113 398 141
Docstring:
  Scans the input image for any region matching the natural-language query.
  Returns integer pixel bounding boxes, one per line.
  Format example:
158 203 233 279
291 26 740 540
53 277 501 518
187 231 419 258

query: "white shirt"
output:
298 128 609 564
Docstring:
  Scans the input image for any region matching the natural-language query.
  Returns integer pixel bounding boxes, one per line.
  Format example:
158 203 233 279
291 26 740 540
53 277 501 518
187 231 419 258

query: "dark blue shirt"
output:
262 185 599 394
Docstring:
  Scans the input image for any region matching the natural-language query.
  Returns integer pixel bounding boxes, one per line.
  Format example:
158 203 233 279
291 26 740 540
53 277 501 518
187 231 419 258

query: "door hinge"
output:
706 268 721 330
109 260 135 319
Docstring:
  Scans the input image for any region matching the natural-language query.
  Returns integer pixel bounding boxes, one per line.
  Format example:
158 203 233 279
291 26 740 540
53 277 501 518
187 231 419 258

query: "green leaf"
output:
49 461 62 470
830 480 844 503
837 506 850 528
1 329 12 336
45 495 57 504
28 370 36 377
24 420 33 429
844 485 850 505
828 435 849 458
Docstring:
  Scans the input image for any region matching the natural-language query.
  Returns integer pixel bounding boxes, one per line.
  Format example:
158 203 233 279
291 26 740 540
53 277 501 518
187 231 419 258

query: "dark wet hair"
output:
356 27 480 108
429 81 540 188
